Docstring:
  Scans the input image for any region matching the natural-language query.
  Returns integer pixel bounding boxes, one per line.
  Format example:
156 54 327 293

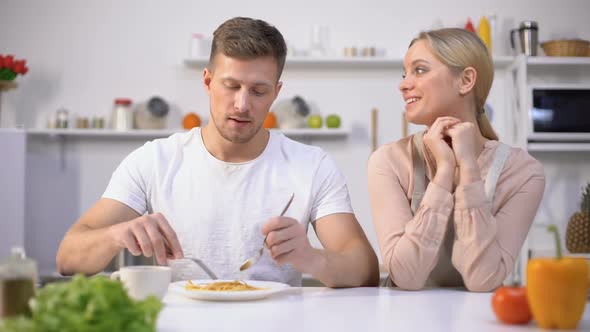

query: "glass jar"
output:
0 247 37 318
110 98 134 131
92 116 105 129
55 107 69 129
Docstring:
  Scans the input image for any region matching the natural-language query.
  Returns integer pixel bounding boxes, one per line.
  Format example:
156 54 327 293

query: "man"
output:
56 17 379 287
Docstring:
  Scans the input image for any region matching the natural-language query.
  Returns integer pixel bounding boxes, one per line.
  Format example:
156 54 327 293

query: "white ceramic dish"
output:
170 279 290 301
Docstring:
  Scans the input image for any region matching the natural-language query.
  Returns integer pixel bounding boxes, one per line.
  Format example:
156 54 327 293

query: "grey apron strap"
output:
382 132 428 287
410 131 427 214
484 143 510 212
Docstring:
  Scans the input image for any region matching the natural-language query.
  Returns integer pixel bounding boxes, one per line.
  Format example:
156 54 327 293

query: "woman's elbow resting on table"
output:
388 264 429 290
463 278 501 292
454 249 513 292
461 269 506 292
394 278 428 291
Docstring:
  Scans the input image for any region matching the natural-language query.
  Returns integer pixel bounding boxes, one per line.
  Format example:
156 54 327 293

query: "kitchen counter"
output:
159 286 590 332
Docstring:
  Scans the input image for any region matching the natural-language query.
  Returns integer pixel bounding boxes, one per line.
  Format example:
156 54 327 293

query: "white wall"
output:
1 0 590 271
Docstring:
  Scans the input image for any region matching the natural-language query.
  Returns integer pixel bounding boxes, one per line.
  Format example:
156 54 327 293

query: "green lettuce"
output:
0 274 162 332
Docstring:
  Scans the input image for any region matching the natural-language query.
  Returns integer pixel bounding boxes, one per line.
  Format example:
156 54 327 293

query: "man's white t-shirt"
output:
103 128 353 286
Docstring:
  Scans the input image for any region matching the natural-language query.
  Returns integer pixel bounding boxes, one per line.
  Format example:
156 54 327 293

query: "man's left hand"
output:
261 216 319 273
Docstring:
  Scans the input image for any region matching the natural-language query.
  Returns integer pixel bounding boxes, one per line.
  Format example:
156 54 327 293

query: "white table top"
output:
159 286 590 332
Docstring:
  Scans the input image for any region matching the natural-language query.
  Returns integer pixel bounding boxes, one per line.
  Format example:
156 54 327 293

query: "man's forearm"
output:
56 224 121 276
306 244 380 288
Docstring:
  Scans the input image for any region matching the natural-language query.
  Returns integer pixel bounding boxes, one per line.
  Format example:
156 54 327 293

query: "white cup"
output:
111 266 171 300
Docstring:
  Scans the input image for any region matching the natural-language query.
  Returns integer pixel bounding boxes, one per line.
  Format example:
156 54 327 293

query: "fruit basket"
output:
541 39 590 57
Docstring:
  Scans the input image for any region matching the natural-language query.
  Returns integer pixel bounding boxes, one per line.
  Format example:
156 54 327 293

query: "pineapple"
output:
566 182 590 253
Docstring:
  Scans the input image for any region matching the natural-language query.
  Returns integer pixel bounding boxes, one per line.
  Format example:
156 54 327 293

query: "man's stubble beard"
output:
215 118 264 144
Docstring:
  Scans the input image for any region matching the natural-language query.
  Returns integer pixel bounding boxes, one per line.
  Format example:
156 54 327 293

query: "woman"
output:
368 28 545 292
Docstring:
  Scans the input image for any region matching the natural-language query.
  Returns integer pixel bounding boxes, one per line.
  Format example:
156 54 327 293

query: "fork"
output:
163 237 219 280
169 257 219 280
239 193 294 271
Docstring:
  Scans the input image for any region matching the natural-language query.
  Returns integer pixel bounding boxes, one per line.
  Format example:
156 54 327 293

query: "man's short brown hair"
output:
208 17 287 80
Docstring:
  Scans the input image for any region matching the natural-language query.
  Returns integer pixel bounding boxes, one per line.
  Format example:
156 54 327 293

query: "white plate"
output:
170 279 290 301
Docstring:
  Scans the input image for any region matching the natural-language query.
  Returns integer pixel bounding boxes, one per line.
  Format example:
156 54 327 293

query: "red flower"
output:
4 55 14 69
13 60 26 74
0 54 29 79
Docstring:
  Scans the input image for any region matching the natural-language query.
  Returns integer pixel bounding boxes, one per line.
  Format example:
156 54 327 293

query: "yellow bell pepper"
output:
527 225 589 330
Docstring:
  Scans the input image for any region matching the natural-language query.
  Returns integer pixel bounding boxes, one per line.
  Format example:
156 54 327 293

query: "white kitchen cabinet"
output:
507 55 590 149
507 55 590 283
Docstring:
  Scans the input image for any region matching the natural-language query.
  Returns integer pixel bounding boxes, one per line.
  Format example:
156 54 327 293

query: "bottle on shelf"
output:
487 13 502 56
111 98 134 131
465 18 476 33
478 16 492 51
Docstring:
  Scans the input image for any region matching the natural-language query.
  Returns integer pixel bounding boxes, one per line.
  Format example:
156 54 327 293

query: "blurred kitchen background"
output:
1 0 590 280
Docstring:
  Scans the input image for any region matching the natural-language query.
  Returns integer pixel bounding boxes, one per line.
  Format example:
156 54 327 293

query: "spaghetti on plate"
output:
184 280 265 292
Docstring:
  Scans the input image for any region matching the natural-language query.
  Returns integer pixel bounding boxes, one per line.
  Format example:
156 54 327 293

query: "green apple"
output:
307 115 323 128
325 114 341 128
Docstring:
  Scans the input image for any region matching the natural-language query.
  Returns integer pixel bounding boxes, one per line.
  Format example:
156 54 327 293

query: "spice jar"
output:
0 247 37 318
56 108 69 129
92 116 105 129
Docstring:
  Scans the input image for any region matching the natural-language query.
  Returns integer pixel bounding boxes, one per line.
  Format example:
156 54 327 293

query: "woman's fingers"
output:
429 117 460 137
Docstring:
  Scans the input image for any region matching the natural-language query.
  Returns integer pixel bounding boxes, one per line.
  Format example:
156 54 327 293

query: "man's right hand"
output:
107 212 184 265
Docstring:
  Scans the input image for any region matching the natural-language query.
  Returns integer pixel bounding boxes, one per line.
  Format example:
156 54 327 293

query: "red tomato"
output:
492 286 532 325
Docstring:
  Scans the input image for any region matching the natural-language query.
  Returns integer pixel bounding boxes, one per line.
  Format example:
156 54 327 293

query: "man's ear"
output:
458 67 477 95
203 68 213 95
273 81 283 99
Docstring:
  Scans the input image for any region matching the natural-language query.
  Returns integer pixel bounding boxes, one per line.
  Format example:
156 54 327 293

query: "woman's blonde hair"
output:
410 28 498 140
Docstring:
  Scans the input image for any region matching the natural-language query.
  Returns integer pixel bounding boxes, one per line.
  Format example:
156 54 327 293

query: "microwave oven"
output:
527 84 590 142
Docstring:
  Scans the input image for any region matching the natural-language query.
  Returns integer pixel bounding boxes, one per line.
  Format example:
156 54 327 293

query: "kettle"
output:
510 21 539 56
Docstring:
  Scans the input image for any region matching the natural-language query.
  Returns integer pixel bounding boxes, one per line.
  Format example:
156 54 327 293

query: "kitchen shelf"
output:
26 128 350 139
184 56 515 70
276 128 350 137
184 56 403 69
525 56 590 66
27 128 181 138
527 142 590 152
493 56 516 68
286 57 403 69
